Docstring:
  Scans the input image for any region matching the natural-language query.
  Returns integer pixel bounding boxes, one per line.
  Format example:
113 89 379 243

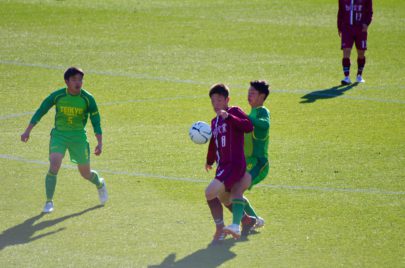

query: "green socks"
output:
89 170 103 188
45 170 103 202
45 171 57 202
232 198 246 225
244 197 258 218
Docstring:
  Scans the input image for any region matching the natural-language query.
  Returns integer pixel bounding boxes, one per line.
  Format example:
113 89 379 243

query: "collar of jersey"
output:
65 87 82 96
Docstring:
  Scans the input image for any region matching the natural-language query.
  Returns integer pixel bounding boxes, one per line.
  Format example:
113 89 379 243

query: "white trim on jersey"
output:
350 0 354 25
214 116 220 164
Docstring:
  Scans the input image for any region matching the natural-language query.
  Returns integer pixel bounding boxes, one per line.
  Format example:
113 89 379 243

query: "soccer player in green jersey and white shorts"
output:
219 80 270 237
20 67 108 213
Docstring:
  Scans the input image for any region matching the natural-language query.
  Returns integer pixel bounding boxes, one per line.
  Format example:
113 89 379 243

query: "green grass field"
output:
1 0 404 267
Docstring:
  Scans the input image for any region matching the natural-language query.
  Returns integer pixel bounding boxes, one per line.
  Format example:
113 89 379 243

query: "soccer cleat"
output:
356 75 365 83
98 178 108 205
223 224 241 239
341 76 352 85
210 226 226 245
241 216 257 236
253 216 265 230
43 201 54 213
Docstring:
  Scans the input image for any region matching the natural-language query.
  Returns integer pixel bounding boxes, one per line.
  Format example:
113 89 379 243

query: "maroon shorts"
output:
215 162 246 191
341 26 368 50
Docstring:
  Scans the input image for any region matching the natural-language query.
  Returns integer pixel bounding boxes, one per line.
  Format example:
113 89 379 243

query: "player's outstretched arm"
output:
227 108 253 133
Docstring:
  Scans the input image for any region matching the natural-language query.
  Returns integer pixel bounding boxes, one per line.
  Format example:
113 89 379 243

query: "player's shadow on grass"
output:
148 239 237 268
0 205 102 251
300 82 359 103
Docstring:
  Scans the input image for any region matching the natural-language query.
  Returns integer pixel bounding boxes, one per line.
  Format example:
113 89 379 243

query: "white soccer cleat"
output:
341 76 352 85
356 75 365 83
43 201 54 213
223 224 241 239
98 178 108 205
253 216 265 230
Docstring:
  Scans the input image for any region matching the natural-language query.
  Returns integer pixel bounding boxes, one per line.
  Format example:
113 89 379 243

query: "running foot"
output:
253 216 265 230
356 75 365 83
43 201 54 213
223 224 241 239
210 226 226 245
241 216 257 237
98 178 108 205
341 76 352 85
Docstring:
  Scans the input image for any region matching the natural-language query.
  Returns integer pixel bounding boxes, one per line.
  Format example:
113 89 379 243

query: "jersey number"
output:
67 116 73 124
221 136 226 147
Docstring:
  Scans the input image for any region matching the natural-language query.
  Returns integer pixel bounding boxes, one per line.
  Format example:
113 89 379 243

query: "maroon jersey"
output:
206 106 253 166
337 0 373 31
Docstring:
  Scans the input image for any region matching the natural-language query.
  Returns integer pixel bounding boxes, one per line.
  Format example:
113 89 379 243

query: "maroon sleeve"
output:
337 0 343 31
227 107 253 133
364 0 373 26
206 122 216 165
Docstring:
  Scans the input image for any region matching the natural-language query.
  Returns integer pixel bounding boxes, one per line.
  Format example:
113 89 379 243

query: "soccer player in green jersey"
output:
242 80 270 230
20 67 108 213
219 80 270 237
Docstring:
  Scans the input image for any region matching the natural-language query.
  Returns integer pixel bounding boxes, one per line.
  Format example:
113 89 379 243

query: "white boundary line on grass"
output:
1 153 404 196
0 95 210 121
1 60 405 107
0 111 35 120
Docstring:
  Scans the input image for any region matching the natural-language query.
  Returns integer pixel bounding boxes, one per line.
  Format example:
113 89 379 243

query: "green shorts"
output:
246 156 269 189
49 129 90 165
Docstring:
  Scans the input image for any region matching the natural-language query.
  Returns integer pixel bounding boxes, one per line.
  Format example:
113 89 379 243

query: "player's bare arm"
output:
95 134 103 156
21 123 35 142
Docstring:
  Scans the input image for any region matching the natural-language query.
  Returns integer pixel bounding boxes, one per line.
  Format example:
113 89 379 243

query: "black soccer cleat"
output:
241 216 257 237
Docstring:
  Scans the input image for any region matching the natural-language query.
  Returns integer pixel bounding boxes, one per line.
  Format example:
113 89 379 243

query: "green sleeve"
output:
249 108 270 130
30 93 55 125
88 95 102 135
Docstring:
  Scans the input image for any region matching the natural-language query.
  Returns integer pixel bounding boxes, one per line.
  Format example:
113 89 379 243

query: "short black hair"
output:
64 67 84 81
209 83 230 98
250 80 270 100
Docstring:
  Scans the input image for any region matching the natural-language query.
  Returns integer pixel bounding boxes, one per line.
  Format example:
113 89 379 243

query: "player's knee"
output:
222 199 231 206
218 193 230 205
48 167 59 175
205 188 216 200
230 188 244 200
49 162 61 174
242 174 252 187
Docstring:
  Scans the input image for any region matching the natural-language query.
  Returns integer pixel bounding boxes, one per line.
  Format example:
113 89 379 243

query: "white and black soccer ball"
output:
189 121 212 144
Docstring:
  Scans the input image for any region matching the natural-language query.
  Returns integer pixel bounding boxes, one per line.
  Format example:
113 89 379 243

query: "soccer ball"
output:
189 121 212 144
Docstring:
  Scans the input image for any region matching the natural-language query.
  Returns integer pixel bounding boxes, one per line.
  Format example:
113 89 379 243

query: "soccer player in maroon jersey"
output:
205 83 253 244
338 0 373 85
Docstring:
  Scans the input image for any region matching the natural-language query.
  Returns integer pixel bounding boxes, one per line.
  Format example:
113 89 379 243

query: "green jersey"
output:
30 88 102 135
244 106 270 159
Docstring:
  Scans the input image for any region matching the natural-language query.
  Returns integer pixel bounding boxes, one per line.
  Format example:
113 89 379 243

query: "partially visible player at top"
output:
218 80 270 237
205 83 253 245
20 67 108 213
338 0 373 85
